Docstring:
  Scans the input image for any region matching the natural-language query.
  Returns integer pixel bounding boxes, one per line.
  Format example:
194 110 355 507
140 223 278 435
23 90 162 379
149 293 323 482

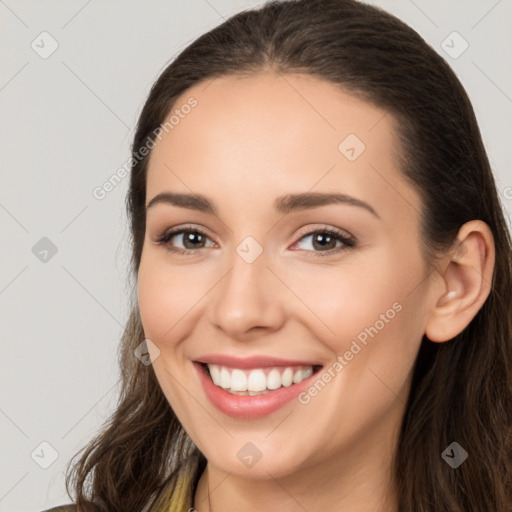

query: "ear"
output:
424 220 496 343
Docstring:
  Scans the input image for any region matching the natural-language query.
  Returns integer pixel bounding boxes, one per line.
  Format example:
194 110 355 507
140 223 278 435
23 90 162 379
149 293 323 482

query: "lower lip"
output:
194 362 320 419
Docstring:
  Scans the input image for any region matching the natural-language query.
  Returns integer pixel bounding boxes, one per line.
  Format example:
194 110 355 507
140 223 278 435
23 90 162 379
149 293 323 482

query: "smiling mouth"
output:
199 362 323 396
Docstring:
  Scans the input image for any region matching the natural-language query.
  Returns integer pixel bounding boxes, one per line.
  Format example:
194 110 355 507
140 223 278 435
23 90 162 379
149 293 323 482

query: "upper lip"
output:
195 354 322 369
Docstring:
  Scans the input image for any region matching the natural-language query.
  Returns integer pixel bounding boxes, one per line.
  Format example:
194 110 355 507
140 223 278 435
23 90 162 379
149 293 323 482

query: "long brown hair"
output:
64 0 512 510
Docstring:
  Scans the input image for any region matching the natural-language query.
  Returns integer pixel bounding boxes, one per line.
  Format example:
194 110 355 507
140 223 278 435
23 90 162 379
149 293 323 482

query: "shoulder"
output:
40 505 76 512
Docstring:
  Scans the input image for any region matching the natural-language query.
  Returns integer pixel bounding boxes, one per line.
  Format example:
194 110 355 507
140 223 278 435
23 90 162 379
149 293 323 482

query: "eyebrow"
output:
146 191 381 219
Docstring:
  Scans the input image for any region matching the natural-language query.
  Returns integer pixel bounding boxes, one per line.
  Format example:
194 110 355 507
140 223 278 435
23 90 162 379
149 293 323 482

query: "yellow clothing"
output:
145 464 197 512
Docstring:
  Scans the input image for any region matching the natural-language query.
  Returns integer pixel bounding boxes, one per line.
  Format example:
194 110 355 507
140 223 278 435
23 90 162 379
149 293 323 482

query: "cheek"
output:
136 256 197 342
136 258 202 417
286 259 407 347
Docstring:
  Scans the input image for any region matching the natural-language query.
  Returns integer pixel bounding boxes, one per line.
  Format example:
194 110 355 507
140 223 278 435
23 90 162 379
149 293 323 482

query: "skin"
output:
137 71 495 512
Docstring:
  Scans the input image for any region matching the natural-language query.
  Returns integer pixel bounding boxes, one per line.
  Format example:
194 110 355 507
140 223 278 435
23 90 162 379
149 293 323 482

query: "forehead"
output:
146 72 421 224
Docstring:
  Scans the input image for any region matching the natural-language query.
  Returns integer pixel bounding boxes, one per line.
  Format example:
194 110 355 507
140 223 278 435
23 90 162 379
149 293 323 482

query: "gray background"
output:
1 1 511 510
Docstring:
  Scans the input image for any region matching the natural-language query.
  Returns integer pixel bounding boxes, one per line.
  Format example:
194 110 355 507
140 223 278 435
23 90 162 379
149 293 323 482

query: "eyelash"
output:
154 224 357 258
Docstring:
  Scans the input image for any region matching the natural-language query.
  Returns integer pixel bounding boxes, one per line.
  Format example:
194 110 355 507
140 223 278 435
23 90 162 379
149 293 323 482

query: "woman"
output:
44 0 512 510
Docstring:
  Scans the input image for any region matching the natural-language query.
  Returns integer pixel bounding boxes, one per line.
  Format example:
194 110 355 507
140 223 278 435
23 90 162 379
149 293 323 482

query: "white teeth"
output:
231 369 247 391
266 368 281 390
293 369 303 384
247 369 267 392
281 367 293 387
209 365 221 386
205 363 316 394
220 367 231 389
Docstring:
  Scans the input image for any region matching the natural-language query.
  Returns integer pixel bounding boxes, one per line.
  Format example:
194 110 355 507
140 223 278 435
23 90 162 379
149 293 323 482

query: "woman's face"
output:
137 72 437 478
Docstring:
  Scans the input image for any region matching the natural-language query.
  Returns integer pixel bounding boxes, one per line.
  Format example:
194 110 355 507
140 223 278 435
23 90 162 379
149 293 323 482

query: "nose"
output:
209 246 286 340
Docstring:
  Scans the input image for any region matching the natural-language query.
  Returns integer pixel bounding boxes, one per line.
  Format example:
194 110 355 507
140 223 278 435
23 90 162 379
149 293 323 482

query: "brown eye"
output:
176 231 208 249
311 232 338 251
293 228 356 257
154 226 215 254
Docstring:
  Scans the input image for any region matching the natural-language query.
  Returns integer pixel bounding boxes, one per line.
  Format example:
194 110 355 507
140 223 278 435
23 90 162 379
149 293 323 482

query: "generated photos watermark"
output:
298 301 403 405
92 96 198 201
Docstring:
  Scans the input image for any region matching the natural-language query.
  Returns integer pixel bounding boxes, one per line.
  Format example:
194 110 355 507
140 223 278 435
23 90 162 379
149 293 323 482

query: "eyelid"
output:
294 224 354 243
154 224 217 247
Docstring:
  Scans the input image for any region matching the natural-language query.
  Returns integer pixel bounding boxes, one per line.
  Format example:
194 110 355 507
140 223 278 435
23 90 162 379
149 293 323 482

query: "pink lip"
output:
195 353 321 370
193 361 321 419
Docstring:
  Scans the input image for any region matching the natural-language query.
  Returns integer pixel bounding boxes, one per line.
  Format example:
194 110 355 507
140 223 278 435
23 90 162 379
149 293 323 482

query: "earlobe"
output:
424 221 495 343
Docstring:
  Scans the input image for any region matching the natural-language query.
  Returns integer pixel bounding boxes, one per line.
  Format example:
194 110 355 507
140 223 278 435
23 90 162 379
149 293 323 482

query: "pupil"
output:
314 233 334 250
185 232 203 249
